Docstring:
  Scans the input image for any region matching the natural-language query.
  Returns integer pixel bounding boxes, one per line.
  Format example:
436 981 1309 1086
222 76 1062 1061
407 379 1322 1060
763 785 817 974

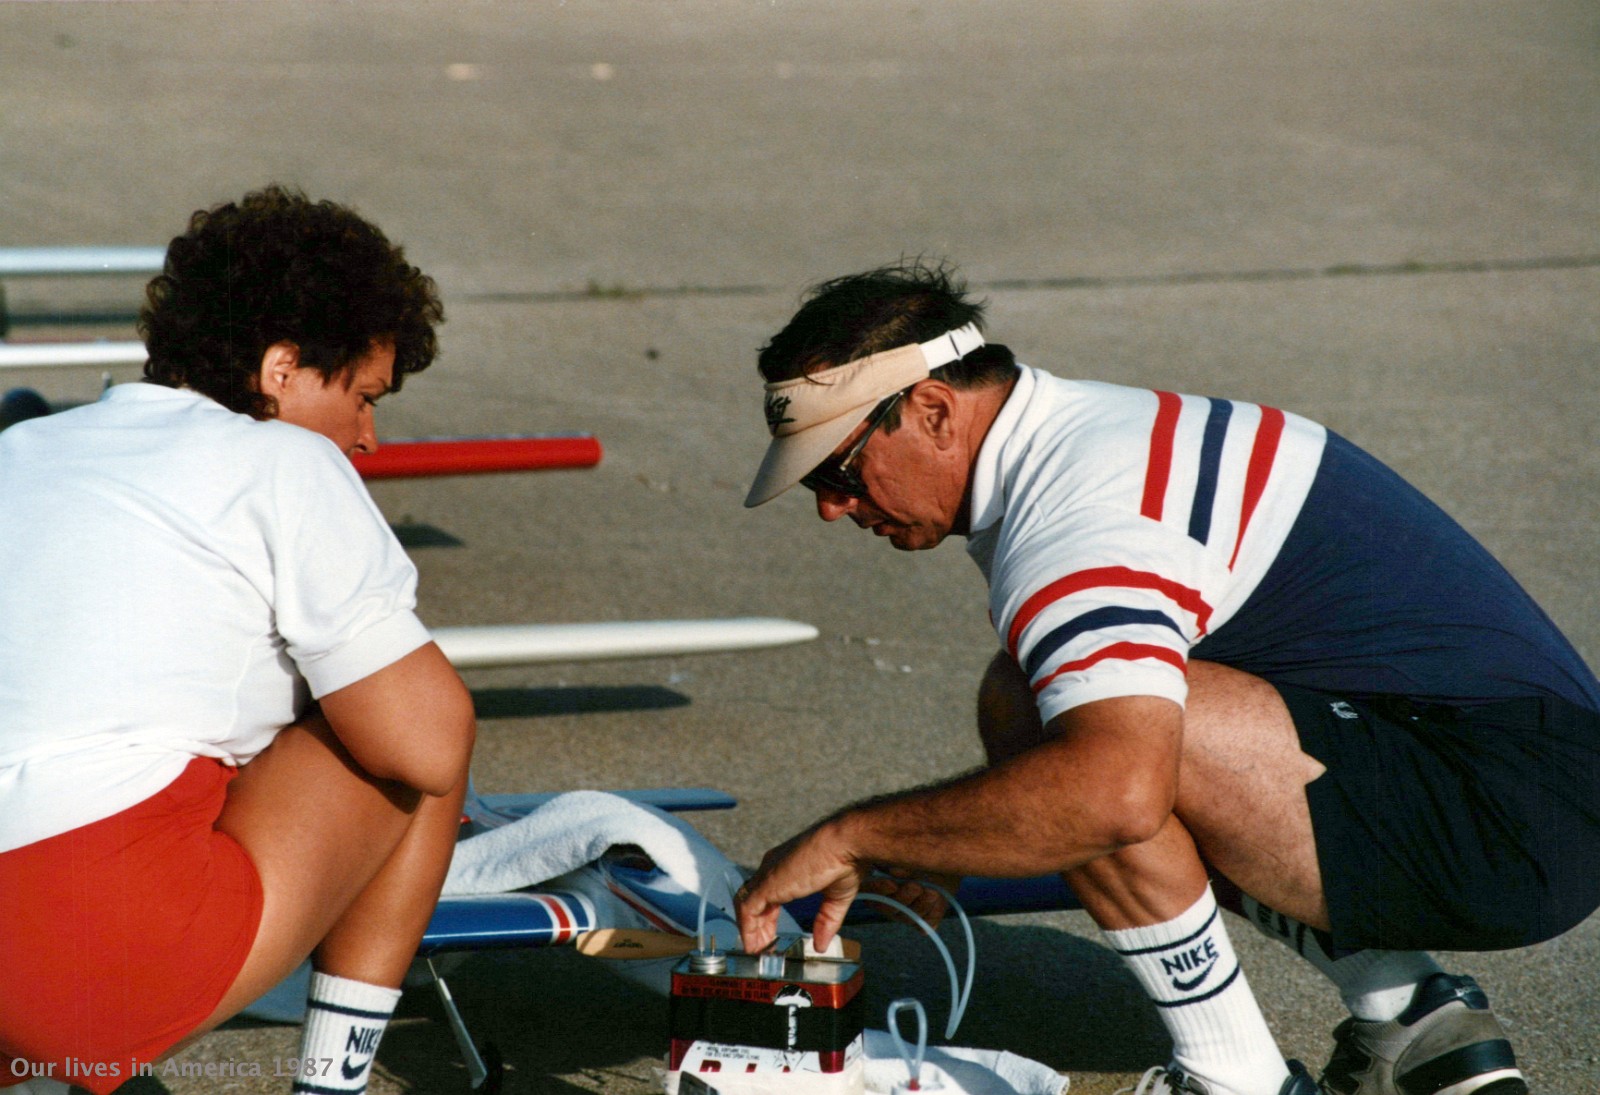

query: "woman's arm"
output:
317 641 476 796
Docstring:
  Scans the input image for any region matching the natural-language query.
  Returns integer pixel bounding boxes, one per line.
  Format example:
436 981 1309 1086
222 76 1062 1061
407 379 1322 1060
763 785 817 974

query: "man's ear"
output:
908 380 960 449
256 342 301 399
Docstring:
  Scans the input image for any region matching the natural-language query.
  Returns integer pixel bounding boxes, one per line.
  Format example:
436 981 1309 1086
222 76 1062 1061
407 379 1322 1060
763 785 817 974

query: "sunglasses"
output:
799 388 908 498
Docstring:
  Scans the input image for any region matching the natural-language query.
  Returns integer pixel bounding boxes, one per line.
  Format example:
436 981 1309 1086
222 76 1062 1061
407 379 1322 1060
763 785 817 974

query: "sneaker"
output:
1320 973 1527 1095
1116 1060 1319 1095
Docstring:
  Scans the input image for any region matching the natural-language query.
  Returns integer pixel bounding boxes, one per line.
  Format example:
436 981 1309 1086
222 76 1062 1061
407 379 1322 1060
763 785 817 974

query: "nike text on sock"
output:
1105 885 1288 1095
291 971 402 1094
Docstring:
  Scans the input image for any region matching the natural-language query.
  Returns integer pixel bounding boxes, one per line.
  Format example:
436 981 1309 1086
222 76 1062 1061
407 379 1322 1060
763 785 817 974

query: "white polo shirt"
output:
0 383 432 851
966 366 1325 723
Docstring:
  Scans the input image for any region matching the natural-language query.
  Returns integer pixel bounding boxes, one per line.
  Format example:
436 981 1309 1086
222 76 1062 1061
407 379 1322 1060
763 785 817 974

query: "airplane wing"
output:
0 341 146 369
420 874 1078 955
436 618 820 669
351 435 602 478
424 785 1077 956
0 246 166 277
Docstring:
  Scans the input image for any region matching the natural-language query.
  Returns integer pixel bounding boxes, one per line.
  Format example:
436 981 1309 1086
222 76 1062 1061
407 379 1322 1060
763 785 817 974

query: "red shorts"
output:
0 758 263 1094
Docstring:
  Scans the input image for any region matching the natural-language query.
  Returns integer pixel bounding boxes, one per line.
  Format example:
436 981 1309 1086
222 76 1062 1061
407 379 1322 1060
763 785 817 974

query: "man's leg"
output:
1179 669 1510 1031
980 653 1524 1095
187 711 469 1092
980 655 1298 1095
1184 667 1527 1095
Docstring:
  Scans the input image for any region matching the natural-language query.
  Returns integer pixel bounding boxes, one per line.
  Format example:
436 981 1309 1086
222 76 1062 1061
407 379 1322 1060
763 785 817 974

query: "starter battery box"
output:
667 938 864 1093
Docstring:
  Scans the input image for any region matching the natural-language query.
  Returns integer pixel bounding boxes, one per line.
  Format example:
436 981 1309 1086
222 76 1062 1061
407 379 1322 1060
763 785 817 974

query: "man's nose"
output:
815 489 857 523
353 421 379 456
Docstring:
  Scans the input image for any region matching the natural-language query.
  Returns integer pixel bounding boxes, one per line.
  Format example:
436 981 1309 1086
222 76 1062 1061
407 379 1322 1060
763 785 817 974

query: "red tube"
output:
353 435 602 480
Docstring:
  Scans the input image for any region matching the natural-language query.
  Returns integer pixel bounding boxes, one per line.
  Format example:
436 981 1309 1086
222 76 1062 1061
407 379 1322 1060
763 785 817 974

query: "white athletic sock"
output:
1104 885 1288 1095
292 971 402 1094
8 1081 72 1095
1240 894 1443 1022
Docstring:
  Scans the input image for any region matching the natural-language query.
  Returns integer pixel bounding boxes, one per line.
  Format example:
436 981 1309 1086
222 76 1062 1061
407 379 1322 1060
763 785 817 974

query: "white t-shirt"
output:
0 383 432 851
966 367 1324 723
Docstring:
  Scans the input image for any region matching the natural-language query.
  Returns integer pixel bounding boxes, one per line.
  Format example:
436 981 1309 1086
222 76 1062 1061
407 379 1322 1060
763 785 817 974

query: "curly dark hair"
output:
140 185 443 418
757 259 1015 430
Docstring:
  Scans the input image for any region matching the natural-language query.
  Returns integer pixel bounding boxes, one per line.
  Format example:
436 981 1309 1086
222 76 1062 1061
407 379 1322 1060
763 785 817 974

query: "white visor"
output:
744 323 985 507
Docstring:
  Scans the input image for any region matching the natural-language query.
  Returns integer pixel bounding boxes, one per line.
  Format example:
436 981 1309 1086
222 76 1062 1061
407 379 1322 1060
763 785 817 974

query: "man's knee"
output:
977 650 1046 764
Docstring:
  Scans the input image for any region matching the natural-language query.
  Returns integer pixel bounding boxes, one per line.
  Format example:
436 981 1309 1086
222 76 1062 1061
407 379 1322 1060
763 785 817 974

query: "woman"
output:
0 186 476 1095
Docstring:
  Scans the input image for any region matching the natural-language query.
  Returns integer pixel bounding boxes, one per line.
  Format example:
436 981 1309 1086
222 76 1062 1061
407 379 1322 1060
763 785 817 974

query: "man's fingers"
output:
809 894 851 952
733 821 869 953
735 868 781 952
911 891 948 930
736 892 781 954
859 872 951 931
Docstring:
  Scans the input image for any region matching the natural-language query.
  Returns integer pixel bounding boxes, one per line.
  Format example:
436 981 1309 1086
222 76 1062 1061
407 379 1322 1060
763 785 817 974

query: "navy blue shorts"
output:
1280 685 1600 953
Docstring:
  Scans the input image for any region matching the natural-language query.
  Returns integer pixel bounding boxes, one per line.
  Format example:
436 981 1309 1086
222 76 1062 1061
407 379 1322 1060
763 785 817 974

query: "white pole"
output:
434 618 819 670
0 247 166 278
0 342 146 370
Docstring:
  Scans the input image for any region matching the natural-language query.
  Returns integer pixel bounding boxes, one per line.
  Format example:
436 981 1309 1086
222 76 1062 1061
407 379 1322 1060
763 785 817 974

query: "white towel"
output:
443 790 805 994
443 789 731 898
862 1030 1069 1095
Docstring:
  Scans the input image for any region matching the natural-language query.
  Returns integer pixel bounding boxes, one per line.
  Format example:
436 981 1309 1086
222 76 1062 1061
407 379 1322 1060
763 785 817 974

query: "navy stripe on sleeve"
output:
1023 606 1186 679
1188 398 1232 544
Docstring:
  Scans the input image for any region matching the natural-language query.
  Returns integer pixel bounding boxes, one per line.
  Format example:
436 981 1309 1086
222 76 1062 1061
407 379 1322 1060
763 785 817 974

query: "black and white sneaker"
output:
1116 1060 1320 1095
1320 973 1527 1095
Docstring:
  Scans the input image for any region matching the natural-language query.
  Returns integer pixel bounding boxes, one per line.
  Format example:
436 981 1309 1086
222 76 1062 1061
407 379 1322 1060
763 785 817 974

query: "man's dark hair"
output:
757 260 1017 430
140 185 444 418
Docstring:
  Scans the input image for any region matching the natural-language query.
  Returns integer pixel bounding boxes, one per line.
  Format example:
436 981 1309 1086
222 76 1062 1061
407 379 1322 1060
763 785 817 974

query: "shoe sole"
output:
1431 1075 1526 1095
1396 1033 1524 1095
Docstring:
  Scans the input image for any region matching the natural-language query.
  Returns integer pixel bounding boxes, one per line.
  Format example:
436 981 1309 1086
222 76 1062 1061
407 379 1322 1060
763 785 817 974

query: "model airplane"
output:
419 782 1079 1093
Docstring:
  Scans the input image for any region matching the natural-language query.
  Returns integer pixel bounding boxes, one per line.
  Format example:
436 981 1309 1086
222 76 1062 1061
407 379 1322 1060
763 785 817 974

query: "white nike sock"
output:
292 971 401 1094
1240 894 1442 1022
1104 885 1288 1095
8 1081 72 1095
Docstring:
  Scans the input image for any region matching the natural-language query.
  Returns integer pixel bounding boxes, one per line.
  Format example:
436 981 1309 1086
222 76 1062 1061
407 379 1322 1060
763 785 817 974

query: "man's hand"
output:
735 693 1186 955
861 867 961 931
736 819 866 954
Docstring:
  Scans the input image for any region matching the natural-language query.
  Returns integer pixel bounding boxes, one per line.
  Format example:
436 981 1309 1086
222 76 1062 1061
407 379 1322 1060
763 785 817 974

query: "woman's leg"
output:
192 709 468 1034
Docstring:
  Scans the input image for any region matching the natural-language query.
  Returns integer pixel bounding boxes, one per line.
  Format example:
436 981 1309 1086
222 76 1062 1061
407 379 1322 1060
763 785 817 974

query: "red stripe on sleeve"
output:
1006 565 1214 656
1141 391 1183 520
1031 641 1189 694
1228 405 1285 569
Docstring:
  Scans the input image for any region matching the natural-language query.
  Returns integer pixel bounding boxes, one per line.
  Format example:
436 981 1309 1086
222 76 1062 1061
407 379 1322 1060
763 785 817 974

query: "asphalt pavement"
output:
2 2 1597 1092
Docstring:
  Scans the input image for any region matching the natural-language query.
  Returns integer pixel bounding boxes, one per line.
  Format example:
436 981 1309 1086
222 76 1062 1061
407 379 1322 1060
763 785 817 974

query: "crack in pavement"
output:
457 253 1600 305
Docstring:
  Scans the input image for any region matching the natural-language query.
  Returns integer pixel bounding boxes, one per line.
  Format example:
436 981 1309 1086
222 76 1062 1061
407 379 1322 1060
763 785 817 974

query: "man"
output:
733 261 1600 1095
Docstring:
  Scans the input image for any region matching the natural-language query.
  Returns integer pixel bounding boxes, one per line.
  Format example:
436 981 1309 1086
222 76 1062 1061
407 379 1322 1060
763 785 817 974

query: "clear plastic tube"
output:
852 892 971 1040
696 888 712 954
920 882 975 1036
887 997 928 1090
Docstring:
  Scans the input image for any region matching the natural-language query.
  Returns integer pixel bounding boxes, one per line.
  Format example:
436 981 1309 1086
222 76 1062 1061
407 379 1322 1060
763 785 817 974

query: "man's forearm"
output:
736 694 1182 951
827 728 1162 879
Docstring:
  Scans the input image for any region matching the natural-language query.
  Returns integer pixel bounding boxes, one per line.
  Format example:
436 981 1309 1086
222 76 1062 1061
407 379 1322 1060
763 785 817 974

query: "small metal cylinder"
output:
688 949 728 974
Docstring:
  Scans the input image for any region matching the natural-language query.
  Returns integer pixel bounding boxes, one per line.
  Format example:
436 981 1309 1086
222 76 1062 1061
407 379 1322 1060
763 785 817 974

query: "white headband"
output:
744 323 985 507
